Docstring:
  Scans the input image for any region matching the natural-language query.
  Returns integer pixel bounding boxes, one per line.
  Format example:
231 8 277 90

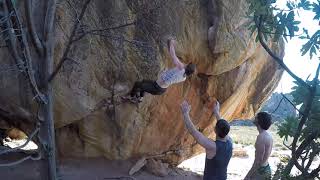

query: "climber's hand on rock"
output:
212 100 220 114
168 38 176 48
180 100 191 114
212 100 222 120
171 39 177 46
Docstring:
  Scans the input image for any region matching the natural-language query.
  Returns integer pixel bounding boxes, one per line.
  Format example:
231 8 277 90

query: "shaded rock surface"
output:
0 0 284 165
0 157 202 180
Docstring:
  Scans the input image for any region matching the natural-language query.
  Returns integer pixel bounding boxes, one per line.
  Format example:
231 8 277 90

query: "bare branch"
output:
0 150 41 167
48 0 92 82
5 0 47 104
281 93 305 116
71 21 136 43
20 28 48 104
283 139 292 150
25 0 44 56
3 1 25 71
0 62 26 74
271 96 284 113
65 0 81 24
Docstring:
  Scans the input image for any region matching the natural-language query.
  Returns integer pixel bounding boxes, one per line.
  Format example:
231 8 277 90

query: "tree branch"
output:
282 139 292 150
271 96 284 113
290 66 319 173
255 16 311 90
71 21 136 43
0 149 41 168
42 1 58 180
306 142 319 170
308 163 320 179
3 1 25 71
292 63 320 153
25 0 44 56
21 28 48 104
259 30 305 38
281 93 305 116
7 0 47 104
48 0 92 82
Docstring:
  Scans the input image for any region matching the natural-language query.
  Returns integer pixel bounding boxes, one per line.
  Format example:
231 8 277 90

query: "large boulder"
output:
0 0 284 165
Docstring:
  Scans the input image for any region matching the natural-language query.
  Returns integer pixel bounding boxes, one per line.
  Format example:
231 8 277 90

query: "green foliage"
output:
247 0 320 178
290 80 320 139
290 80 311 105
277 116 299 141
312 0 320 19
301 30 320 59
298 0 312 10
274 81 320 179
302 95 320 139
246 0 320 59
290 80 320 104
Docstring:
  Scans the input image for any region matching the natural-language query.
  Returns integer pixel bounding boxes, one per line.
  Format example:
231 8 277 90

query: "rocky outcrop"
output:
0 0 284 164
261 93 296 122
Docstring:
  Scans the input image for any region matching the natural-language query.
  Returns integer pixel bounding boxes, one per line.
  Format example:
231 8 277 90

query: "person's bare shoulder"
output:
257 131 272 145
255 133 265 146
257 133 264 140
266 131 273 144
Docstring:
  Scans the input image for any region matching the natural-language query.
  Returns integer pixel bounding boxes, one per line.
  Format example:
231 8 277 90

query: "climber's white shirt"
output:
157 67 186 88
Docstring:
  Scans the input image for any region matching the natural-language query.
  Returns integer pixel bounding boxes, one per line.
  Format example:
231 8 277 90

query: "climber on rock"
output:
180 100 233 180
123 38 196 103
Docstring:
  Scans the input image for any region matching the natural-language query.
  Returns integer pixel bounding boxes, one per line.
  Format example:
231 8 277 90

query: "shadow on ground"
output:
0 156 202 180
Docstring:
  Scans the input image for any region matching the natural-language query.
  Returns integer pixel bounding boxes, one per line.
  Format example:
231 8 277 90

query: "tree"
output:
246 0 320 179
0 0 57 179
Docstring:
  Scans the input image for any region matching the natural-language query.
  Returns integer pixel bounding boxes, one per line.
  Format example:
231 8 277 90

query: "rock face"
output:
261 93 296 122
0 0 284 164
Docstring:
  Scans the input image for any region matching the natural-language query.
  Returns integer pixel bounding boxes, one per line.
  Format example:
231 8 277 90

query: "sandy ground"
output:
0 156 202 180
178 145 285 179
1 139 319 180
0 139 198 180
178 144 319 180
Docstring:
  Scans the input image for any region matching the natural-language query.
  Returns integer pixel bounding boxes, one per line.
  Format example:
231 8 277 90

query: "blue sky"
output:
274 1 319 93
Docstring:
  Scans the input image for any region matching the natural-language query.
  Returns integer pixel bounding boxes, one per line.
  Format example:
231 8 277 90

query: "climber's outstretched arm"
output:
168 39 185 70
180 101 216 152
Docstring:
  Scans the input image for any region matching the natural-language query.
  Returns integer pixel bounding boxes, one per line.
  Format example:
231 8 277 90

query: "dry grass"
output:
232 147 249 157
229 125 287 149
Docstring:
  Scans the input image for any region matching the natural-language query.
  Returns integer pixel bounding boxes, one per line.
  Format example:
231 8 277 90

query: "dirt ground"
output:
0 156 202 180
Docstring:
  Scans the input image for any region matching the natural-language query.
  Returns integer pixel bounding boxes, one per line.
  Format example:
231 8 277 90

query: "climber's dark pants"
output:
130 80 166 98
